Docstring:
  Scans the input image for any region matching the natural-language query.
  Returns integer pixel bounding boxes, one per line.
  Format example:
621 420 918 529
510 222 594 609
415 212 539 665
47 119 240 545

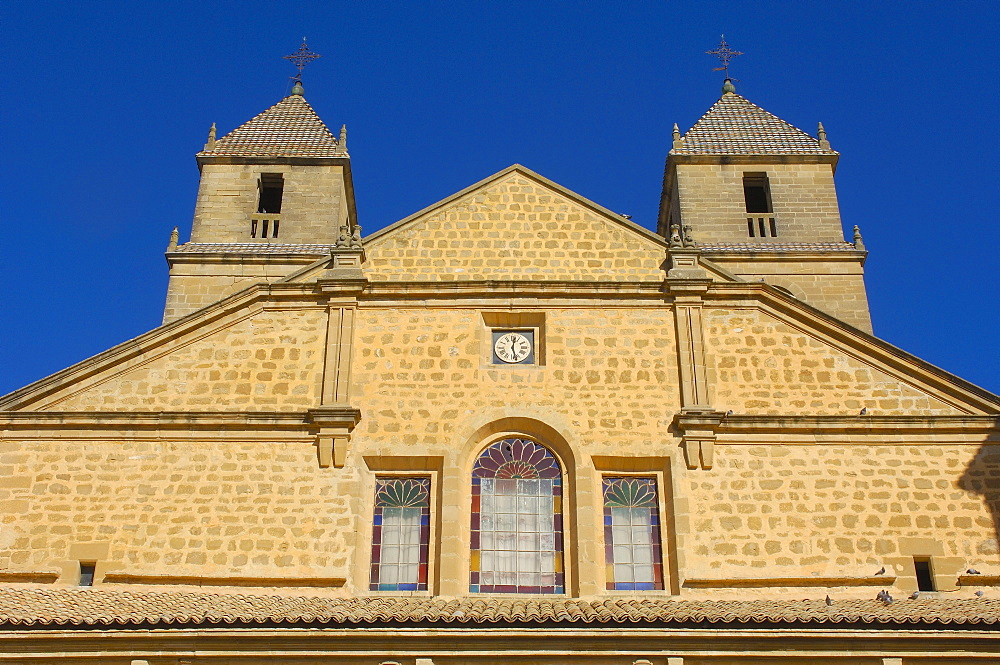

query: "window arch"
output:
470 438 564 594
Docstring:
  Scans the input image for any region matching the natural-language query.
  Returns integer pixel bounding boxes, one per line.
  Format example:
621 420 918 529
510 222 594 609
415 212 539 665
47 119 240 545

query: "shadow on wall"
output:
957 431 1000 566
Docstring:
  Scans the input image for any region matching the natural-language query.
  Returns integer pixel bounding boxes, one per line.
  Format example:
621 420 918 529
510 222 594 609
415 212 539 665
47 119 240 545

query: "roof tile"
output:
172 243 336 255
199 96 342 158
0 588 995 628
674 93 836 156
699 242 857 252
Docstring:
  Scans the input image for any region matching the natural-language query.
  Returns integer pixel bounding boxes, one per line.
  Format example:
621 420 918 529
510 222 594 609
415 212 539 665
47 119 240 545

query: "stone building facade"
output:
0 79 998 663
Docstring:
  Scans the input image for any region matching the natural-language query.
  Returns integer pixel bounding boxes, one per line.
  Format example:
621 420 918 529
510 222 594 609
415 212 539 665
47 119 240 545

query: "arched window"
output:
470 438 564 594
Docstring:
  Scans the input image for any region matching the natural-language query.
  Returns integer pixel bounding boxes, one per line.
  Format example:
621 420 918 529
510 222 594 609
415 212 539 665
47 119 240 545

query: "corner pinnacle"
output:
167 227 179 251
853 225 865 251
672 123 683 149
818 122 831 150
204 123 217 152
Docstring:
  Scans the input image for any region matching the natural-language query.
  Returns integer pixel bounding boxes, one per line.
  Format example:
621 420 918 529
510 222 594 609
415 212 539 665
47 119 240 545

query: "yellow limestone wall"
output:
352 307 682 446
4 294 996 597
190 163 348 245
684 442 1000 585
675 162 845 244
363 174 666 282
704 308 962 416
708 258 873 333
0 438 354 581
45 308 327 412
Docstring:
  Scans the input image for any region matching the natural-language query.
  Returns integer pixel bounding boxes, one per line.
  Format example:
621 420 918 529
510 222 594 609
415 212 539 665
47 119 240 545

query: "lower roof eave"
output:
1 625 998 660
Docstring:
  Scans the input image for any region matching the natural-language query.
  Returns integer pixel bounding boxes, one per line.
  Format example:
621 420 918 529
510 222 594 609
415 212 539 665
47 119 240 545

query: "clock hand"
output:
509 338 518 361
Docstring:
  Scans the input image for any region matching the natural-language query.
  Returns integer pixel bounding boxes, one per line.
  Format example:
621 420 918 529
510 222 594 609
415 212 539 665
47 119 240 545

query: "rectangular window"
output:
603 477 664 591
370 477 430 591
257 173 284 214
79 562 95 587
914 558 935 591
743 173 772 214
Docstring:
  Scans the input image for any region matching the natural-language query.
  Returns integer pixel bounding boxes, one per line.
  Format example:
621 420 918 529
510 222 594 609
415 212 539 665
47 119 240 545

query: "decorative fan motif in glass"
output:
603 477 664 591
370 477 430 591
470 438 564 594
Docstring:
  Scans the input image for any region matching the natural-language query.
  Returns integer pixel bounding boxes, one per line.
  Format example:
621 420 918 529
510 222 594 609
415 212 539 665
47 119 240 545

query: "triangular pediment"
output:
361 165 668 282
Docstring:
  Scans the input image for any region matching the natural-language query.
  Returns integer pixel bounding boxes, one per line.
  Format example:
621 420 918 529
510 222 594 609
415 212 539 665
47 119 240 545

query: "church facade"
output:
0 78 998 663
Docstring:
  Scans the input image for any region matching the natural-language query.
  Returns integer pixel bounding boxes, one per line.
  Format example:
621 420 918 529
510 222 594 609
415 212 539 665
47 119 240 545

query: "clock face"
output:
494 332 533 364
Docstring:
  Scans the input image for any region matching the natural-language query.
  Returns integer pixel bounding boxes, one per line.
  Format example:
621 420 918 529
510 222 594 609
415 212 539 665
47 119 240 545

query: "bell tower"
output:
658 78 872 332
163 75 357 323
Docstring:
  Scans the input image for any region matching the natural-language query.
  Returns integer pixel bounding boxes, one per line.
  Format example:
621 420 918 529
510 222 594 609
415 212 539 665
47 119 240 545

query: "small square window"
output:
491 330 535 365
79 562 96 587
914 558 935 592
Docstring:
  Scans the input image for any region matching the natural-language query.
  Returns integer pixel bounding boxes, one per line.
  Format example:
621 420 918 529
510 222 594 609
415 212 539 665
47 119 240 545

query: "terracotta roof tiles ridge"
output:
199 95 342 158
674 92 837 156
0 588 996 627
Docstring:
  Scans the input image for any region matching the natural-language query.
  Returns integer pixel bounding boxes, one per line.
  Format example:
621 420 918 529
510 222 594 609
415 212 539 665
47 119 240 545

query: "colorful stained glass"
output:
470 438 564 594
603 477 664 591
370 477 430 591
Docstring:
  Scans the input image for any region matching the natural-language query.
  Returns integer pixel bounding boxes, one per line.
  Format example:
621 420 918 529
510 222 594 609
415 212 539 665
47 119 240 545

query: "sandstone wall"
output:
709 258 872 333
363 174 666 282
676 163 844 244
704 308 962 416
48 308 326 412
351 306 682 448
683 442 1000 589
0 438 355 581
190 163 348 244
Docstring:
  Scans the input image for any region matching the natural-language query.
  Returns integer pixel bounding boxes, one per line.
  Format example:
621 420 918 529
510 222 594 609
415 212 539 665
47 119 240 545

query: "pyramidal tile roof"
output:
673 92 836 156
199 95 342 158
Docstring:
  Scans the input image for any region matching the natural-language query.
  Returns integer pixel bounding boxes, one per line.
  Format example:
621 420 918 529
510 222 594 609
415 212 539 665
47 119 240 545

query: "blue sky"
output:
1 1 997 395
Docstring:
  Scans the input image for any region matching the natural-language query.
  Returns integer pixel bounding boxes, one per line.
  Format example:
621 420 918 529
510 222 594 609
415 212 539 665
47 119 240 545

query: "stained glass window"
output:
603 477 664 591
370 477 430 591
470 438 563 594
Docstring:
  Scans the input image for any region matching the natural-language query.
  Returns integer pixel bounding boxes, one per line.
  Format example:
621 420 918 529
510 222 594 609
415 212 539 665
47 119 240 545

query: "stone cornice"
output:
166 252 329 266
667 153 840 167
196 155 351 167
702 248 868 262
0 411 312 429
362 280 669 300
714 414 1000 435
0 626 997 659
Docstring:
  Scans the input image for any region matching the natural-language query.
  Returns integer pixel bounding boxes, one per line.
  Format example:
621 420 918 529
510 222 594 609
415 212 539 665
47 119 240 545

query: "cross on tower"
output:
284 38 322 80
706 35 743 78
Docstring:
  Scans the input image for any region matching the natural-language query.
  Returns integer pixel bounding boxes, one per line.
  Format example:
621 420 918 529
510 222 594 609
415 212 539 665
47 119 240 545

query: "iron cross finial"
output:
706 35 743 78
284 39 322 79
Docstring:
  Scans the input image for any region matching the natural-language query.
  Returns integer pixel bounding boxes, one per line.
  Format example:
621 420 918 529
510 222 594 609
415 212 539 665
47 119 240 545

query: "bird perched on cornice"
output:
876 590 893 605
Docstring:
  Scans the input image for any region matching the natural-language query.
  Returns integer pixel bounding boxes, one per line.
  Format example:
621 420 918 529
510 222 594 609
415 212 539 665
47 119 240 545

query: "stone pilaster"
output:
312 247 366 468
